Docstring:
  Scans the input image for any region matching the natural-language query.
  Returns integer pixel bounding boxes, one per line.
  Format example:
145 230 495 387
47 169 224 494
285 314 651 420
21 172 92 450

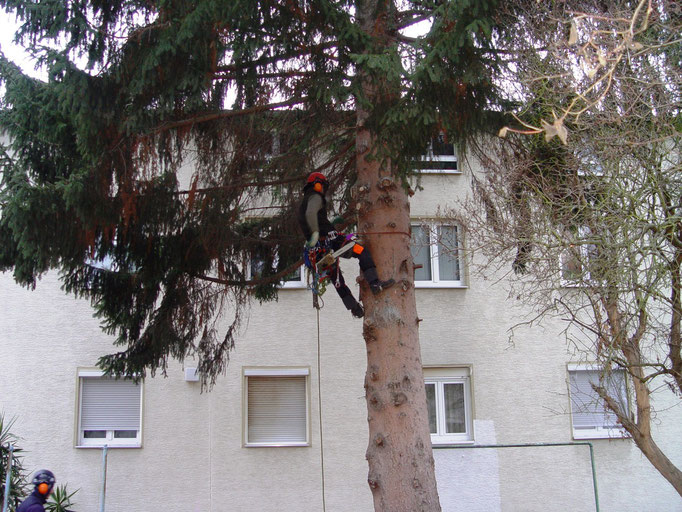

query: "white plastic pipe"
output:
2 444 14 512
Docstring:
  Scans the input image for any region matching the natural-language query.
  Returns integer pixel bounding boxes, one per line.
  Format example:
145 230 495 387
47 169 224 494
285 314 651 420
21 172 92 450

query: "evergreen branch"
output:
195 260 303 287
212 70 318 80
215 41 340 74
311 139 355 174
396 12 433 32
396 33 418 44
148 97 307 134
175 176 302 195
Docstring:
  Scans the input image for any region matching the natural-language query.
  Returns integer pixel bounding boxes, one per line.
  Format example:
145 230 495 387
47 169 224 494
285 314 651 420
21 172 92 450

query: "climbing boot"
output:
363 267 396 295
342 295 365 318
351 303 365 318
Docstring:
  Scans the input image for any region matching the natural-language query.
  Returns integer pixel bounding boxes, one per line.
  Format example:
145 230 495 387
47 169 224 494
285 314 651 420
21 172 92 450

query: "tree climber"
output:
298 172 395 318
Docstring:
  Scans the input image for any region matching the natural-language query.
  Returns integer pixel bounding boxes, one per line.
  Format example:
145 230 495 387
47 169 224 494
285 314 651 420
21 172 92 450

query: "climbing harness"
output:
303 233 360 310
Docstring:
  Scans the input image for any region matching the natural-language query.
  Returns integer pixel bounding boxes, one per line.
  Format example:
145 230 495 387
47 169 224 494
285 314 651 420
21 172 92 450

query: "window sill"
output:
572 429 630 440
431 439 475 447
415 283 468 289
76 444 141 449
561 279 606 288
244 442 310 448
415 169 461 175
279 283 307 290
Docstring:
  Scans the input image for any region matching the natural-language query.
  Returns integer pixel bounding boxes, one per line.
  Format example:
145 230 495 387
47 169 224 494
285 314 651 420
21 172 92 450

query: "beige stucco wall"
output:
1 155 682 511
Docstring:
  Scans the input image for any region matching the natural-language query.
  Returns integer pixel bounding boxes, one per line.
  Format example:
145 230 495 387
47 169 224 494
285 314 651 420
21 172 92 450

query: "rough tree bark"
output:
355 2 441 506
356 125 441 512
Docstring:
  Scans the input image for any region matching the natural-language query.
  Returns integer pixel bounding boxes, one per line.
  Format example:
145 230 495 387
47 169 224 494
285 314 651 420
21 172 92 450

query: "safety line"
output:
316 307 327 512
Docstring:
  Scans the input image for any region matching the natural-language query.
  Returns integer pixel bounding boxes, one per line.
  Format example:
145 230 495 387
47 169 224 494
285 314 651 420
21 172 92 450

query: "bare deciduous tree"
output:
467 0 682 495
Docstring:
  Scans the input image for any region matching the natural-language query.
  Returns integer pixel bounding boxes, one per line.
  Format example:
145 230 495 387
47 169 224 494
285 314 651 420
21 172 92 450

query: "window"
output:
416 133 458 173
568 365 629 439
424 367 473 445
243 368 310 447
249 254 305 288
77 370 142 447
560 227 601 286
411 223 464 287
248 128 285 164
245 221 305 288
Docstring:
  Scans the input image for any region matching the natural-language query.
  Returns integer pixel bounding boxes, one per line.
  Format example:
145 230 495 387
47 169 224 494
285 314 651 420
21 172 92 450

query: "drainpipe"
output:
433 442 599 512
99 445 108 512
2 444 13 512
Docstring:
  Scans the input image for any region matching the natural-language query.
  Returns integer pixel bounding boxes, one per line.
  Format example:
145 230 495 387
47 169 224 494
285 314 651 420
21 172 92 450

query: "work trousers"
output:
323 233 375 302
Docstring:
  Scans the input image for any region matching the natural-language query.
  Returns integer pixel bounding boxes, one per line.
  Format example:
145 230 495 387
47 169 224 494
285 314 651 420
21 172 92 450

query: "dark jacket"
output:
298 186 334 240
17 489 48 512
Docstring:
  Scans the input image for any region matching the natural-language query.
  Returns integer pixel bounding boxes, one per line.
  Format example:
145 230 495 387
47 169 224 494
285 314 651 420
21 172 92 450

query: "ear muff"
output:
38 483 49 495
313 182 324 193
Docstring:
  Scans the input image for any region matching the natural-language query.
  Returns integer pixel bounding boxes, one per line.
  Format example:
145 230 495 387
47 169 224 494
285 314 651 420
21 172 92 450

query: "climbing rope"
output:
316 307 327 512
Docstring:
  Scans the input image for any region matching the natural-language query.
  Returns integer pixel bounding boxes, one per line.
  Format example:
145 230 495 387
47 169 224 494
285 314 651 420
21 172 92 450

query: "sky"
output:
0 12 46 79
0 7 431 83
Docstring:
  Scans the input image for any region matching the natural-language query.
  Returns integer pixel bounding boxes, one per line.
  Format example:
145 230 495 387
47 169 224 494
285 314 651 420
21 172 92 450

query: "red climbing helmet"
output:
306 172 328 193
306 172 327 185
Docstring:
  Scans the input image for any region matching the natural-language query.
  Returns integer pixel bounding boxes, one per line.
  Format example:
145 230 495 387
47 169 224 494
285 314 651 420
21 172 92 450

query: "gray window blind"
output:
569 370 625 429
80 377 141 431
247 376 306 444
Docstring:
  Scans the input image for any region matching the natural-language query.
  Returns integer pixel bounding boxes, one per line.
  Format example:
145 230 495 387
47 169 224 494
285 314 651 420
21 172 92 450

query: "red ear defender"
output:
313 183 323 193
38 483 49 495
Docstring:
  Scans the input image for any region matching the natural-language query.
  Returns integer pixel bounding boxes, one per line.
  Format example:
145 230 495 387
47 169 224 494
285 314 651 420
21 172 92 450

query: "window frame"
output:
247 256 306 289
242 367 311 448
75 369 143 448
423 366 474 446
560 226 601 287
411 222 466 288
567 364 630 440
416 133 459 174
244 219 306 289
279 266 306 288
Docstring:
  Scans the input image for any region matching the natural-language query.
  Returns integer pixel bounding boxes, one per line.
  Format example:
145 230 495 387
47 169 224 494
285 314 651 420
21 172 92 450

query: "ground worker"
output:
298 172 395 318
16 469 55 512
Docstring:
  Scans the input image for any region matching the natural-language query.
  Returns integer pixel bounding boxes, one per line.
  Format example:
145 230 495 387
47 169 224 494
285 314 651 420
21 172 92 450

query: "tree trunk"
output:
356 122 441 512
354 2 440 509
601 324 682 497
633 433 682 496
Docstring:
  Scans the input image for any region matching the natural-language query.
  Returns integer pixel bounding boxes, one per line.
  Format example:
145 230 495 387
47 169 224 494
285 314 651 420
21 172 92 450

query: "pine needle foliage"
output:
0 0 517 386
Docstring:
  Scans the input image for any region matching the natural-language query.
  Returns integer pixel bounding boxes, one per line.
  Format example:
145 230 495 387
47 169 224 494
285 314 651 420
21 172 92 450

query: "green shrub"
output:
45 484 79 512
0 413 29 512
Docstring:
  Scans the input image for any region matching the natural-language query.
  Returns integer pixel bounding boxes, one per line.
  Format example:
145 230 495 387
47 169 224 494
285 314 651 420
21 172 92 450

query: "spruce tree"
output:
0 1 516 509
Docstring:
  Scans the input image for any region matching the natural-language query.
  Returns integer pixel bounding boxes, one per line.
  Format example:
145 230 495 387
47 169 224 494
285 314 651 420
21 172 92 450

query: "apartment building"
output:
1 144 681 511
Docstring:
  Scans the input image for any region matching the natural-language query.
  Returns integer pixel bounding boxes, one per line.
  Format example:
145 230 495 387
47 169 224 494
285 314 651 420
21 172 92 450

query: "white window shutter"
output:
247 376 306 444
81 377 141 431
569 370 619 429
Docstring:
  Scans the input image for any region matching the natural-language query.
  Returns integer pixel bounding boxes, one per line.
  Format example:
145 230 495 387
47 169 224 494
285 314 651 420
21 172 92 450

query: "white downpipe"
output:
99 445 108 512
2 444 13 512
